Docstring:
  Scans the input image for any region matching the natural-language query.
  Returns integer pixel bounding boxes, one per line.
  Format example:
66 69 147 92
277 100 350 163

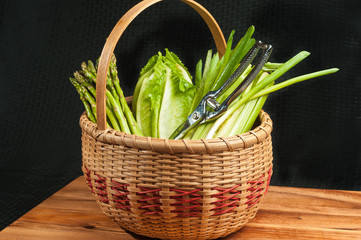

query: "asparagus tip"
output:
81 62 87 71
74 71 86 83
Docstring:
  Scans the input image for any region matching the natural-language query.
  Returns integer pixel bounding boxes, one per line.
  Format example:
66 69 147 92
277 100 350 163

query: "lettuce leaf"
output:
132 54 159 114
157 49 195 138
135 53 167 137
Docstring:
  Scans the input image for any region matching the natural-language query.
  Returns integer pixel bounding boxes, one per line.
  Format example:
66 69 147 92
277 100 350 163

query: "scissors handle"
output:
223 41 273 106
212 41 266 98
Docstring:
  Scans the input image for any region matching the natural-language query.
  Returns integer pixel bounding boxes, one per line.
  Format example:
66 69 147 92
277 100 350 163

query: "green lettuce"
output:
135 53 167 137
133 49 195 138
132 54 159 115
159 49 194 138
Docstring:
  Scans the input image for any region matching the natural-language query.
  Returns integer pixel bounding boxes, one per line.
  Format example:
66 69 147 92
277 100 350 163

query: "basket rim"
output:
79 109 273 154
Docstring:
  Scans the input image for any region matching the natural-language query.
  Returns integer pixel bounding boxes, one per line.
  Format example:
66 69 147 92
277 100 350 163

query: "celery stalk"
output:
214 104 245 137
239 94 269 134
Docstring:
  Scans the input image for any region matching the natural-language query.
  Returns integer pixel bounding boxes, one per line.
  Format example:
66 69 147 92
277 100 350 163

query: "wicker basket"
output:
80 0 273 239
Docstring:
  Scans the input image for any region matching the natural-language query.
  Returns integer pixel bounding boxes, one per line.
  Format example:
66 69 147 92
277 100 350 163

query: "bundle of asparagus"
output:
70 55 143 136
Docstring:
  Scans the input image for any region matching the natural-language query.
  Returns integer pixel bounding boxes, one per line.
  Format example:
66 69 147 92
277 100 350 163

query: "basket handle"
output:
96 0 227 130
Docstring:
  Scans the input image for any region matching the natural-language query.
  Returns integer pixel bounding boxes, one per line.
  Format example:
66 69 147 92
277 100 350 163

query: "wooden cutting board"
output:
1 176 361 240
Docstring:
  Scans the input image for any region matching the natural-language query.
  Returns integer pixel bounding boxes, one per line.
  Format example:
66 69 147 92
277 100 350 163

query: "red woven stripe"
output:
94 173 109 204
265 167 272 195
83 166 272 217
111 180 130 210
210 184 241 215
136 187 162 215
245 167 273 208
212 205 238 216
83 165 94 194
171 189 202 197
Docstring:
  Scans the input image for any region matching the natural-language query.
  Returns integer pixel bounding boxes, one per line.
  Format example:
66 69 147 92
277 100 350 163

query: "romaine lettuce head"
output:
133 49 195 138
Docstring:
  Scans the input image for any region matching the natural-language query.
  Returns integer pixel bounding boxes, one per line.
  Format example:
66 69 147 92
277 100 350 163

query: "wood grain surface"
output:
1 177 361 240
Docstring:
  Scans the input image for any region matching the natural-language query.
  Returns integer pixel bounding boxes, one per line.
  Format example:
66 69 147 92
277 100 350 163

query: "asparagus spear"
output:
81 94 96 123
81 61 120 106
75 70 127 129
70 76 121 131
74 71 96 97
109 55 143 136
70 77 96 123
86 60 97 76
80 61 131 134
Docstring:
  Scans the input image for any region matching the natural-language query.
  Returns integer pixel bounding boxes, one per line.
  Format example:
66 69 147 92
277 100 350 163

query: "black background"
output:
1 0 360 231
